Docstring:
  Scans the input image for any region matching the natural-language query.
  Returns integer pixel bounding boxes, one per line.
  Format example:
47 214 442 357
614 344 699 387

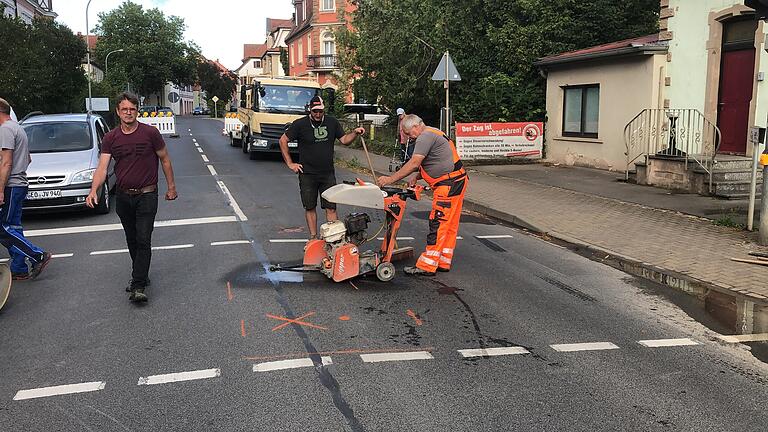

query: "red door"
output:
717 49 755 154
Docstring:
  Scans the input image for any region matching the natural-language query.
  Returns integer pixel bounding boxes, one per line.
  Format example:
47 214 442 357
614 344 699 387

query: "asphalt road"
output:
1 116 766 431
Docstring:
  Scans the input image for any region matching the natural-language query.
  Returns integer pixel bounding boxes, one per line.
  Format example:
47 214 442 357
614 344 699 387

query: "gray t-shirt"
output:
413 128 455 180
0 120 31 187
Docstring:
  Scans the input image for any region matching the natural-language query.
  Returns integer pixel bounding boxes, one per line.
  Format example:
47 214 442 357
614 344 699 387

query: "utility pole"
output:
85 0 94 113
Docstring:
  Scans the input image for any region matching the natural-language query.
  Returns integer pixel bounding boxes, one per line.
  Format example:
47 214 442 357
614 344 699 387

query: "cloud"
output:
56 1 293 70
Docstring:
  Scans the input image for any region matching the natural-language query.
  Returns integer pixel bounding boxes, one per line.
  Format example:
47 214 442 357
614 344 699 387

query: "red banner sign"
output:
455 122 544 159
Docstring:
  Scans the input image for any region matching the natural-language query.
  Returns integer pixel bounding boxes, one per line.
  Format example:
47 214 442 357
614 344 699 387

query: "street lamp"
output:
85 0 94 113
105 48 124 75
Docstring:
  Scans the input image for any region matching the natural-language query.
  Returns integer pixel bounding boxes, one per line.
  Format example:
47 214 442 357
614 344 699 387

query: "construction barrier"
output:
138 111 176 135
223 112 244 136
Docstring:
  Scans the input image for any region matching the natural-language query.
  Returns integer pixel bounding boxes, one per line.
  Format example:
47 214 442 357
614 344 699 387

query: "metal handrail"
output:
624 108 721 191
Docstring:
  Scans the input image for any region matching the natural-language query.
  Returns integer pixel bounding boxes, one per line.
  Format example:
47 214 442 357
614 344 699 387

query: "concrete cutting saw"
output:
269 180 422 282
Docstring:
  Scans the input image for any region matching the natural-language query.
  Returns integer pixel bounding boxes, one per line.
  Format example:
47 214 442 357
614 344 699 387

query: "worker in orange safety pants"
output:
378 114 468 276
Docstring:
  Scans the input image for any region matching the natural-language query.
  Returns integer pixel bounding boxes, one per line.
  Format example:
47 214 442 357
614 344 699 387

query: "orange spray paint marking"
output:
267 311 328 331
226 281 234 302
406 309 423 326
240 320 246 337
339 315 351 321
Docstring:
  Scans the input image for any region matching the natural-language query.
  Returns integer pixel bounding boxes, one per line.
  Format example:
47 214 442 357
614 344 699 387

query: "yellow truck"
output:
232 77 333 160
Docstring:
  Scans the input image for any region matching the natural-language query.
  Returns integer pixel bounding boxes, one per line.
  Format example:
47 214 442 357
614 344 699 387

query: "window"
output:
298 40 303 64
562 85 599 138
290 44 295 67
321 0 335 11
307 35 312 55
253 59 261 68
322 31 335 55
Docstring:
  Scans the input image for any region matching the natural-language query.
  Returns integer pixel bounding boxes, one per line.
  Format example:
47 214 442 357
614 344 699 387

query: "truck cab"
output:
233 77 333 160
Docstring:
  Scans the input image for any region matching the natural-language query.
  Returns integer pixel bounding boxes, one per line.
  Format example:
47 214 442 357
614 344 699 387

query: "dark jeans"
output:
0 186 44 274
116 190 158 289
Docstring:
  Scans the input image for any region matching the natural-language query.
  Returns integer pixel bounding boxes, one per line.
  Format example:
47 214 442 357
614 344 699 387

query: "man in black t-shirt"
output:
279 96 364 240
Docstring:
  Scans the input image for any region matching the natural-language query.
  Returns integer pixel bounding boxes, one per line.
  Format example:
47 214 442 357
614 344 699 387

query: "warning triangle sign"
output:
432 52 461 81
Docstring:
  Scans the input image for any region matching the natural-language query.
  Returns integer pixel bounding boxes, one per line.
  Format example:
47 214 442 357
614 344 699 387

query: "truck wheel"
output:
242 136 249 154
229 133 239 147
249 151 260 160
375 262 395 282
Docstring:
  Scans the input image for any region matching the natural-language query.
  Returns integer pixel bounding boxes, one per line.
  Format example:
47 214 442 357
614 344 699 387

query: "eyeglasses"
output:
119 108 137 113
311 109 324 113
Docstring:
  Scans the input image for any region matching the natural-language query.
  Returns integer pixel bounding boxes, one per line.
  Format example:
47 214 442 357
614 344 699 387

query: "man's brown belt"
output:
120 184 157 195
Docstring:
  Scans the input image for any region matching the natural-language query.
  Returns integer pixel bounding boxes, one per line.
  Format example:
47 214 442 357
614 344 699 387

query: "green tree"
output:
0 12 87 117
337 0 659 123
196 60 238 116
94 1 198 101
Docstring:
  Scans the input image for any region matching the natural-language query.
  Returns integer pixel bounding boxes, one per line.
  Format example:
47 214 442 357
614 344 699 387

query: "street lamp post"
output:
105 48 124 75
85 0 94 113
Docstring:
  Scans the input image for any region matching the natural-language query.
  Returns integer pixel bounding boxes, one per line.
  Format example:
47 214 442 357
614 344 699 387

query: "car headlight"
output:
71 169 95 183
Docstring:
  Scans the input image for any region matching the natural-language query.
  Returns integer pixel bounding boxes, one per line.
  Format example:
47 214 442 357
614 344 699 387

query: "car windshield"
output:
259 85 318 114
22 122 92 153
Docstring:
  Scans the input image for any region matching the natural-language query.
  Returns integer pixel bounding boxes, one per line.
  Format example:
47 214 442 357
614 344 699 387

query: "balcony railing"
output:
307 54 338 70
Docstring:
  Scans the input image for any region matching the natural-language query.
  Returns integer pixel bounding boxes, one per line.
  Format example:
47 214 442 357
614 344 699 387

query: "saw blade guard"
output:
321 183 386 210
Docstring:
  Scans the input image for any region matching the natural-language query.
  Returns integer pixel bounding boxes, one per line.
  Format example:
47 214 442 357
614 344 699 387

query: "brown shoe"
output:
29 252 52 280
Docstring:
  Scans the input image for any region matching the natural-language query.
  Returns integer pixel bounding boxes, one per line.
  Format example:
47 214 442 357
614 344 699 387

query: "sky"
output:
55 0 294 70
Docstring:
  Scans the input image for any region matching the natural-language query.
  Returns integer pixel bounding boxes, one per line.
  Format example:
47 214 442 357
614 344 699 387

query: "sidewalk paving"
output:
335 145 768 304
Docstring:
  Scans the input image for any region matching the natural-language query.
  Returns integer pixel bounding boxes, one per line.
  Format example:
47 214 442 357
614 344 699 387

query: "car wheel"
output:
94 184 110 214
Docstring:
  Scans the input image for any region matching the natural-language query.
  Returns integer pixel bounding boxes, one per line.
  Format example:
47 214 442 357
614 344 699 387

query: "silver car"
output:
19 113 115 214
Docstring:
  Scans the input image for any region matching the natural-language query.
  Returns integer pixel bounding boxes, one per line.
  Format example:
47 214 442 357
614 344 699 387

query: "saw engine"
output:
315 213 380 282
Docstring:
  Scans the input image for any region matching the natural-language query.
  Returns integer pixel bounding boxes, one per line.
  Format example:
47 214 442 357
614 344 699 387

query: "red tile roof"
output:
536 34 666 66
243 43 268 60
211 59 230 74
77 33 99 50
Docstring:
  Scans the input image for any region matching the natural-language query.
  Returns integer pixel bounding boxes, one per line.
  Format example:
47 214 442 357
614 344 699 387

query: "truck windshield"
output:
22 122 92 153
259 85 318 114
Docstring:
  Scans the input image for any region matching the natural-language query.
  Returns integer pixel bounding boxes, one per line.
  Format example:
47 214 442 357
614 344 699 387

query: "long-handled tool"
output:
359 136 378 183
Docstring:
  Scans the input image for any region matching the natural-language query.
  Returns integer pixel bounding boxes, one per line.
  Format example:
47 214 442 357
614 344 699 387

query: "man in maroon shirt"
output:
86 93 177 302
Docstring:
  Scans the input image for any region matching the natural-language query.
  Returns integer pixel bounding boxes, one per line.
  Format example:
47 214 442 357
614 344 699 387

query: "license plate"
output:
26 190 62 200
288 142 298 148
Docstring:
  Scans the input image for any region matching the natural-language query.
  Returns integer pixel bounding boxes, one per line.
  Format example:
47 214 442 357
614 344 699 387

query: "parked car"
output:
193 106 204 115
19 113 116 214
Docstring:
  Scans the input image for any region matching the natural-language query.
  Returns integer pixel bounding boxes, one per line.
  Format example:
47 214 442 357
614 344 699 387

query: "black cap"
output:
309 96 325 111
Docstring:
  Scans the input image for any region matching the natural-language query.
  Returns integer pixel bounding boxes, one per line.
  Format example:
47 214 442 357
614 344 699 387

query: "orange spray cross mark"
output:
406 309 423 326
226 281 234 302
267 311 328 332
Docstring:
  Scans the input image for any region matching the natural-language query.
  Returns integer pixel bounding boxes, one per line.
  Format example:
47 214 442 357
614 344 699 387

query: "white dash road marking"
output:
201 155 209 163
360 351 434 363
458 347 530 358
152 244 194 251
376 237 415 241
638 338 700 348
51 253 74 258
197 147 204 153
194 143 200 147
90 249 129 256
550 342 620 352
192 138 196 142
211 240 252 246
137 368 220 386
91 244 194 255
216 181 248 221
26 216 237 237
207 165 218 176
269 239 309 243
718 333 768 343
14 381 106 401
253 357 333 372
476 235 513 239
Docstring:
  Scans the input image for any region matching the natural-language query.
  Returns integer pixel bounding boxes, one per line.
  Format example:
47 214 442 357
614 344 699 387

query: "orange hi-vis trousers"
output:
415 176 468 273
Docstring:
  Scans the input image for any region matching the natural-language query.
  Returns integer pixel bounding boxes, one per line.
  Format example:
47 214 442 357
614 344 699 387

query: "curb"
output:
465 198 768 306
